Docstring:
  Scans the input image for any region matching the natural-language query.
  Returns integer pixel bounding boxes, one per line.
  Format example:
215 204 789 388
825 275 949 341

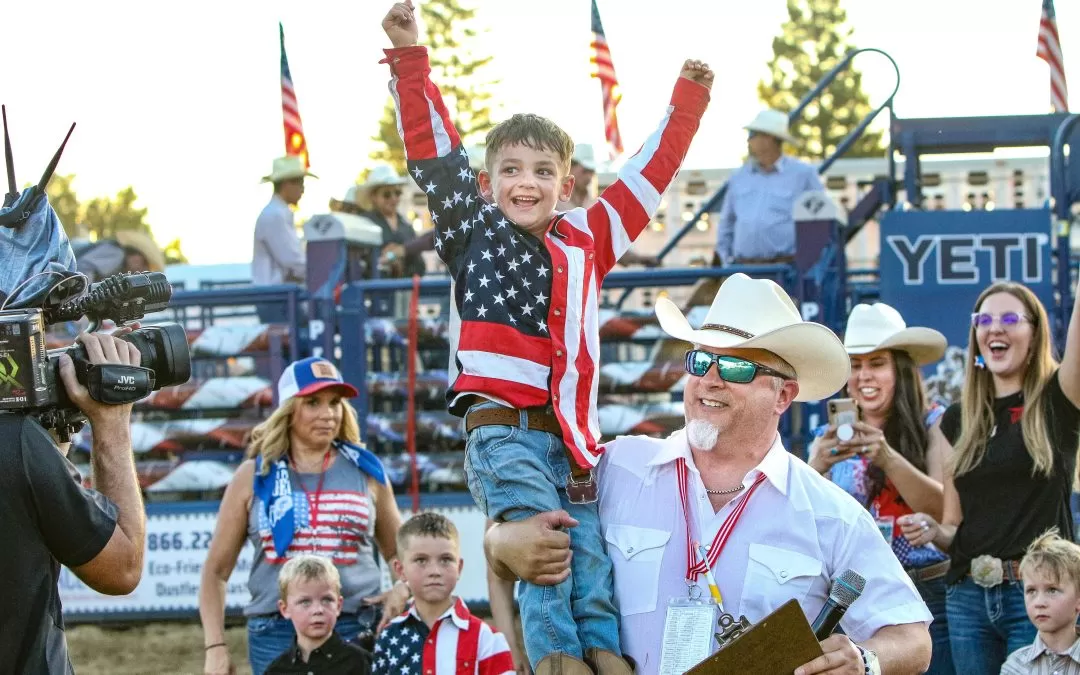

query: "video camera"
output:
0 106 191 441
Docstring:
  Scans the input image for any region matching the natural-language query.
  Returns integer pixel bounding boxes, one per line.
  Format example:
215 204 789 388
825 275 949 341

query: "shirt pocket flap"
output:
748 543 822 585
605 524 671 562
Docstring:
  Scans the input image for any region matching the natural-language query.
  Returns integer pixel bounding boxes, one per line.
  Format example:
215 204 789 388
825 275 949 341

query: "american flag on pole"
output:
279 22 310 167
1037 0 1069 112
590 0 623 159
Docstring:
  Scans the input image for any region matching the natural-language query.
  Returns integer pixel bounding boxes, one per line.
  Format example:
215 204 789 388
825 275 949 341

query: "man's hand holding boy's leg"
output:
382 1 419 48
680 59 715 90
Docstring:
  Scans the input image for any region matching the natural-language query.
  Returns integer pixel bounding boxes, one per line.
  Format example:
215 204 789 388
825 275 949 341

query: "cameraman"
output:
0 331 147 674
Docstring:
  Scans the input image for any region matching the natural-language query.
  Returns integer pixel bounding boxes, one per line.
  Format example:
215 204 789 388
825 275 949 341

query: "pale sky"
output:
2 0 1076 264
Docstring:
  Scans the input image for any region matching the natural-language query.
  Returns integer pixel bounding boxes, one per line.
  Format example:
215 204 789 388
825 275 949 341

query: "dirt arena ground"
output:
68 622 251 675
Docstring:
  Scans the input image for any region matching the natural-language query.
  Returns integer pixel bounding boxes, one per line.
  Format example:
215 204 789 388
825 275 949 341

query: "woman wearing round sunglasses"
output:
806 303 954 674
899 280 1080 674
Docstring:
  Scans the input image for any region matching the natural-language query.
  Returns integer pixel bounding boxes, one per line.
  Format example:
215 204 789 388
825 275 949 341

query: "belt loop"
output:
518 408 528 431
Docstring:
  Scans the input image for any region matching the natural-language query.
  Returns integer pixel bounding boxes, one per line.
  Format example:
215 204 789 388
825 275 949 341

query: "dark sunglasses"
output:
971 312 1029 328
684 349 793 383
379 189 403 199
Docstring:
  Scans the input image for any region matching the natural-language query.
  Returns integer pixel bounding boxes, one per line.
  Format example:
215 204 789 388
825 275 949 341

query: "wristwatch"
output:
856 645 881 675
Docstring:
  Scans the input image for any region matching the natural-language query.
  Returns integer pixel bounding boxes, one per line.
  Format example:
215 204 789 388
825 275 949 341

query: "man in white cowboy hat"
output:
252 155 317 292
358 163 432 278
484 274 933 675
714 109 824 267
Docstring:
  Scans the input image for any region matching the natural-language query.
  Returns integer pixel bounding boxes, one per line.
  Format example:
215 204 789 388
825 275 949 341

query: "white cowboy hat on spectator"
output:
362 164 408 191
261 155 317 183
655 273 849 401
744 109 798 145
844 303 947 366
572 144 597 171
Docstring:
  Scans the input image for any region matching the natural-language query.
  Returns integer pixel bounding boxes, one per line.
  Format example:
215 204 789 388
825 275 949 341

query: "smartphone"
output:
828 398 861 429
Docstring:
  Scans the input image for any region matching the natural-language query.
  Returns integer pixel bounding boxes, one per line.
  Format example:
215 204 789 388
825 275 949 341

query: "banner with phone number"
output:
59 501 489 618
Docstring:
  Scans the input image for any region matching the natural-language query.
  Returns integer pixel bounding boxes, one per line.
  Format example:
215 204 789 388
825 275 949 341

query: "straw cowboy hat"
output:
260 155 318 183
655 273 849 401
744 109 799 145
114 230 166 272
572 144 597 171
843 303 947 366
362 164 408 191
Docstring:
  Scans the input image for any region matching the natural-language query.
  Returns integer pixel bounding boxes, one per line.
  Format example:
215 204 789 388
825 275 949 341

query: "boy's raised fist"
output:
680 59 715 90
383 1 418 48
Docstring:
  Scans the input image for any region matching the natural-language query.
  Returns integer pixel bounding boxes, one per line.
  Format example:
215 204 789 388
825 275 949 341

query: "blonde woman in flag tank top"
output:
199 357 408 675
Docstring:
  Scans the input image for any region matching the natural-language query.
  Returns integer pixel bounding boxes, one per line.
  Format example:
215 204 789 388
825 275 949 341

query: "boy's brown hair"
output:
396 512 459 553
1020 528 1080 588
278 554 342 603
484 114 575 174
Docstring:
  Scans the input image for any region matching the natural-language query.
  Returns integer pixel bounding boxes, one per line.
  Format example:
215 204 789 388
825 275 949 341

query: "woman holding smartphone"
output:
898 280 1080 673
808 302 954 674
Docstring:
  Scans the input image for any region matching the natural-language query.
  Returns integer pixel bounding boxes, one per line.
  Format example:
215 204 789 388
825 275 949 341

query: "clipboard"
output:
685 600 824 675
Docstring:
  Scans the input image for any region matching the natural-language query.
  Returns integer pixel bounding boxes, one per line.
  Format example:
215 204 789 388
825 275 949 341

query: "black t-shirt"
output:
941 370 1080 583
0 416 118 674
267 632 373 674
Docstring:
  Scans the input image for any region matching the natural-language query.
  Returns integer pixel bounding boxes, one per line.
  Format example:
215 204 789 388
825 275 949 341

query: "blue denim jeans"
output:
247 607 378 675
945 577 1035 674
912 575 954 675
463 403 620 666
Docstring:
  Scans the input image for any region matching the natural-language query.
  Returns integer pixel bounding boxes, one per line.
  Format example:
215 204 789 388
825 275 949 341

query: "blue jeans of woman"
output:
912 576 954 675
463 403 620 667
945 577 1034 674
246 606 379 675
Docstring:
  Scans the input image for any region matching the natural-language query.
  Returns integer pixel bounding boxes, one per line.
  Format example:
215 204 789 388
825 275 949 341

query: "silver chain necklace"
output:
704 483 746 495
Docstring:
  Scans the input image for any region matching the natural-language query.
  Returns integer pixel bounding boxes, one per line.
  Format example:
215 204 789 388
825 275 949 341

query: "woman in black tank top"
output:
898 280 1080 674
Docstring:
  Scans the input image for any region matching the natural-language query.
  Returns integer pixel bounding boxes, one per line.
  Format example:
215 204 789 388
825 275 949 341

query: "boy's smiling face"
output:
478 142 574 237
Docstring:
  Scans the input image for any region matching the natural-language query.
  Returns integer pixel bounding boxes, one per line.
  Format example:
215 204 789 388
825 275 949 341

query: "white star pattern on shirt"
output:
494 270 504 281
458 166 472 181
441 196 453 210
534 291 547 304
537 264 548 277
464 289 474 302
522 303 533 315
459 219 472 233
507 259 520 272
431 212 440 224
425 181 437 193
497 245 507 257
538 319 548 333
478 275 490 288
466 261 477 274
465 193 475 207
484 228 495 240
452 191 463 204
412 166 424 179
506 286 518 299
496 218 509 229
521 277 532 289
481 249 494 261
493 293 505 305
520 251 533 264
477 304 488 318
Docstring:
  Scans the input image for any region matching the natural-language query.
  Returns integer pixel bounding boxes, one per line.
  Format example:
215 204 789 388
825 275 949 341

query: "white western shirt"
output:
598 429 932 674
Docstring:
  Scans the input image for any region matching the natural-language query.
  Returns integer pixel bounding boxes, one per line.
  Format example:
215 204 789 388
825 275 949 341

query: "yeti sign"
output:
878 209 1055 349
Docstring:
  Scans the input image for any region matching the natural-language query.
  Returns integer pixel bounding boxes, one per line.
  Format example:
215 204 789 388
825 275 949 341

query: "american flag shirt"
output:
383 46 709 468
372 598 514 675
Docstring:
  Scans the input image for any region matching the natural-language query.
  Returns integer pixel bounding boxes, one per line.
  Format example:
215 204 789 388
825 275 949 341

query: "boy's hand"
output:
382 1 418 48
680 59 714 90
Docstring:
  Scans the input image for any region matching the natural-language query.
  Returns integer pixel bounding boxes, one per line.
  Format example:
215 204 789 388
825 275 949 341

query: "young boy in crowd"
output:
374 513 514 675
1002 530 1080 674
267 555 373 674
380 2 712 671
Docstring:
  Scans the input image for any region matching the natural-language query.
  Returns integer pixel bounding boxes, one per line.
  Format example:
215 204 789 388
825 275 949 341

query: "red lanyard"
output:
677 457 766 583
292 449 333 544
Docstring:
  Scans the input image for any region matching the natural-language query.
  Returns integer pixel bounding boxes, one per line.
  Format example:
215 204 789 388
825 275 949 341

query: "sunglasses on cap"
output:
684 349 793 383
379 188 403 199
971 312 1030 328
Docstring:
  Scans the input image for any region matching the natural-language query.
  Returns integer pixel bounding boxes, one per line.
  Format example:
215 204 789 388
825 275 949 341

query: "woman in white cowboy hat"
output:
808 302 954 674
357 163 427 278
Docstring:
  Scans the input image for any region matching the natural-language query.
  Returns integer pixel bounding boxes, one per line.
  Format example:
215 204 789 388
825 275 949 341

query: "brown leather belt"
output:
465 405 562 436
734 255 796 265
907 559 950 583
464 401 597 503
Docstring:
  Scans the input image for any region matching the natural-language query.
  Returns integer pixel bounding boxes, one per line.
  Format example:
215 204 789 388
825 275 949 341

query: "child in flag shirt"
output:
380 2 712 671
373 513 514 675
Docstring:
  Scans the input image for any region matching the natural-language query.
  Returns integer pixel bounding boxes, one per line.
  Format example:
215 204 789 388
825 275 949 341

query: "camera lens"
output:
121 324 191 388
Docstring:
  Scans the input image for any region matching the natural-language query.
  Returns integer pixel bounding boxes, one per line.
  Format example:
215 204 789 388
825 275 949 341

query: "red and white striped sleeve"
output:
581 77 710 277
382 46 480 270
475 621 515 675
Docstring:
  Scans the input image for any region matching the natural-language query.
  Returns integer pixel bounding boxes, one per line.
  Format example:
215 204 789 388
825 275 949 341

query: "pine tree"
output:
757 0 884 160
369 0 497 176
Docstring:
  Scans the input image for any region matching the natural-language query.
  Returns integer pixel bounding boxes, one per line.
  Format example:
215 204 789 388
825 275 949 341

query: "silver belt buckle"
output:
971 554 1005 588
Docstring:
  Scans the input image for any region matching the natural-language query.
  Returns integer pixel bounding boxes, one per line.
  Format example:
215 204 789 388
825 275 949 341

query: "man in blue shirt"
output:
714 109 823 265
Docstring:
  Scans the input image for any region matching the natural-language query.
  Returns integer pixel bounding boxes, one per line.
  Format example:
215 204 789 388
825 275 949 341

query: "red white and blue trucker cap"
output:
277 357 360 403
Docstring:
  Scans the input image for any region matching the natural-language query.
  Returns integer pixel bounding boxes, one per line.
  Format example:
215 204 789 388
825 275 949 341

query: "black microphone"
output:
811 569 866 640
